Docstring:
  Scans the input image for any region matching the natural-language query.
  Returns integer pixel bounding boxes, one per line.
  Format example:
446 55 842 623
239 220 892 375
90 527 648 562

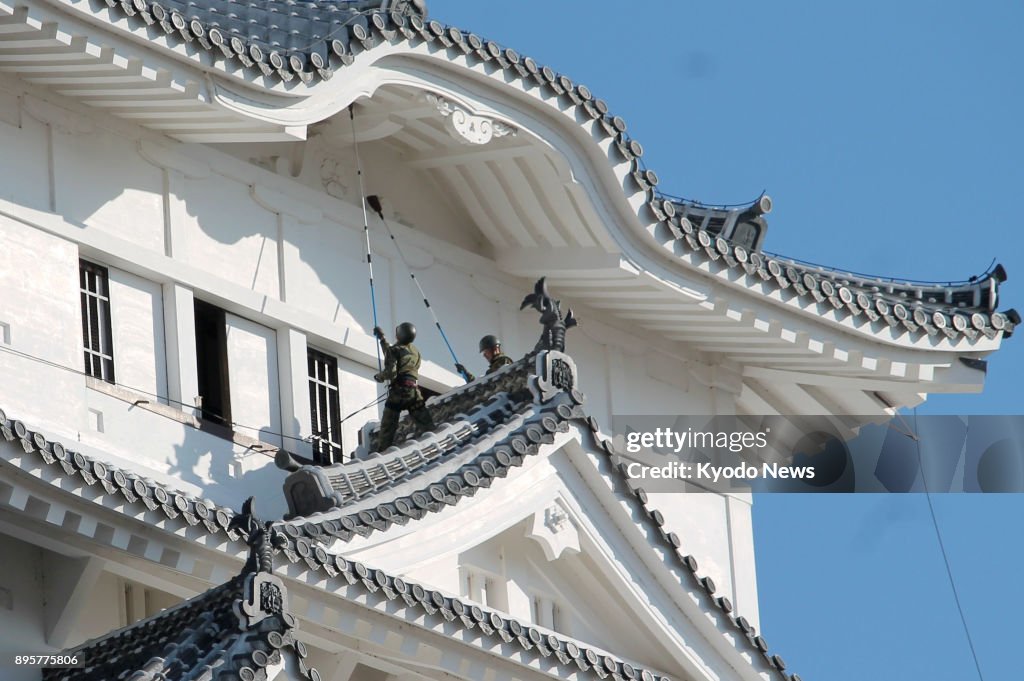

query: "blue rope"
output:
436 321 469 381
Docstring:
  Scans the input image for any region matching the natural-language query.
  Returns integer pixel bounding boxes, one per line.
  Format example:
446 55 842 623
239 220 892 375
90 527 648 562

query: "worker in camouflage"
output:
373 322 435 451
456 334 514 382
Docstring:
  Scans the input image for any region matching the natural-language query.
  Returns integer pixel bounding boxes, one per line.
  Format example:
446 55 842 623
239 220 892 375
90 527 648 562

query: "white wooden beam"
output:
464 160 535 248
495 160 568 247
496 247 624 277
433 166 510 249
406 141 536 169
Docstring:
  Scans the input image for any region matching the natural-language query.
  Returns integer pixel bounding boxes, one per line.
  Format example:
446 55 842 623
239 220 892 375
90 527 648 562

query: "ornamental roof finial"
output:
520 277 578 352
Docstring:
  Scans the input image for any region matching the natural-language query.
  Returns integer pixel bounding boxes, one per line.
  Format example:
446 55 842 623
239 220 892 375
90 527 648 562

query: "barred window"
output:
308 348 342 464
80 260 114 383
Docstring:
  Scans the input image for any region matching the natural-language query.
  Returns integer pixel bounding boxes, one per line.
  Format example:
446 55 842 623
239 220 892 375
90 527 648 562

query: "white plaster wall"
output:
77 388 288 516
390 259 503 379
225 313 282 448
69 570 123 646
52 123 164 253
180 176 279 298
404 520 672 670
0 534 49 681
0 83 758 626
337 356 383 454
0 92 51 213
109 268 168 402
646 492 739 616
0 215 86 434
280 216 391 331
357 141 485 254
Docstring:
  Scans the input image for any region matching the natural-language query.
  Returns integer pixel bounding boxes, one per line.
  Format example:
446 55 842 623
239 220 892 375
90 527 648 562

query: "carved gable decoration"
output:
425 93 517 145
526 499 580 561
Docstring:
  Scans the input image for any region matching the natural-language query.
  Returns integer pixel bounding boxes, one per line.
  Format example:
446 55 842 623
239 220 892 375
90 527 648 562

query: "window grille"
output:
80 260 115 383
308 348 343 464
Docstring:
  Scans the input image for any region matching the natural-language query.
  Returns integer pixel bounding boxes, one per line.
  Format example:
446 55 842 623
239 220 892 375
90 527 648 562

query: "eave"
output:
2 0 1012 416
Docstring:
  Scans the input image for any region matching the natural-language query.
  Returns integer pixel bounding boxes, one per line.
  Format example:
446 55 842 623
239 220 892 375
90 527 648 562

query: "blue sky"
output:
435 2 1021 679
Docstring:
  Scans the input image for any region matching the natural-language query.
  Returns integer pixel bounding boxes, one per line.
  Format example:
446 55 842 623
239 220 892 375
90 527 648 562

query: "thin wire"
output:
337 392 389 426
0 342 369 448
350 104 383 373
371 205 468 381
911 408 987 681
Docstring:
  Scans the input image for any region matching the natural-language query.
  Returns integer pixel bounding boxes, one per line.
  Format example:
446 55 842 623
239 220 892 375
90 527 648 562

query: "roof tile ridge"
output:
278 539 677 681
0 406 241 538
277 396 578 543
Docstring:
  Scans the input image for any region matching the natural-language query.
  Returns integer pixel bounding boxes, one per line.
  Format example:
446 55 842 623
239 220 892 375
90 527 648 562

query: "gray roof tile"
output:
1 279 807 679
42 499 319 681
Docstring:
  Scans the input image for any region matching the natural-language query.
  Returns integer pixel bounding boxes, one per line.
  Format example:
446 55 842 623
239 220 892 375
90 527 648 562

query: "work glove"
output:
373 372 387 383
373 326 385 340
455 363 474 383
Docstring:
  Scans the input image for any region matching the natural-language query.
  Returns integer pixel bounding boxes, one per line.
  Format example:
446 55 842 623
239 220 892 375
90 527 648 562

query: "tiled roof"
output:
277 352 544 517
43 499 320 681
271 356 793 679
0 406 242 537
0 396 796 681
269 281 797 679
62 0 1016 342
0 283 801 681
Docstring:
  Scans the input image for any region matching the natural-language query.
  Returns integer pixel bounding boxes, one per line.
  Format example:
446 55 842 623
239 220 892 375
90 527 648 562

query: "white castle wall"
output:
0 76 758 626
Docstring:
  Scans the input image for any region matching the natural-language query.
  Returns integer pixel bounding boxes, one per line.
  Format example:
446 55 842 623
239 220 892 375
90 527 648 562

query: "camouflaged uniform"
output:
460 350 514 382
375 337 434 451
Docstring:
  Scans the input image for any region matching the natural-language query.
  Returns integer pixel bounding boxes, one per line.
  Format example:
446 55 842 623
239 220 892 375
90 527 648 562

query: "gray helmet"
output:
479 334 501 352
396 322 416 344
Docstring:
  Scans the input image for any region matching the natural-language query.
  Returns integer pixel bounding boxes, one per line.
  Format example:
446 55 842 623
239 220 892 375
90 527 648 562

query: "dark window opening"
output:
80 260 115 383
308 348 343 464
194 300 231 430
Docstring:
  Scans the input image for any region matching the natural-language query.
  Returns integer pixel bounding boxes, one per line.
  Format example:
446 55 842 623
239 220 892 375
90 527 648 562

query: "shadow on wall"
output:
167 418 289 516
57 124 372 331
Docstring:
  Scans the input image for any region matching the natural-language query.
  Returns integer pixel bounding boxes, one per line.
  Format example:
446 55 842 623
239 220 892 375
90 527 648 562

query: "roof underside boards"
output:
2 0 1014 350
0 355 797 681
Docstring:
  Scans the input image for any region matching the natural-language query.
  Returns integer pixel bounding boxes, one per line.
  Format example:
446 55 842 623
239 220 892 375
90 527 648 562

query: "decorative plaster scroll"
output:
138 139 211 179
526 499 579 561
424 93 516 145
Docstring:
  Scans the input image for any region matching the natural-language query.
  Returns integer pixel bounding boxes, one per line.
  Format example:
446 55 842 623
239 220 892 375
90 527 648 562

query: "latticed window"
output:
308 348 342 464
80 260 114 383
